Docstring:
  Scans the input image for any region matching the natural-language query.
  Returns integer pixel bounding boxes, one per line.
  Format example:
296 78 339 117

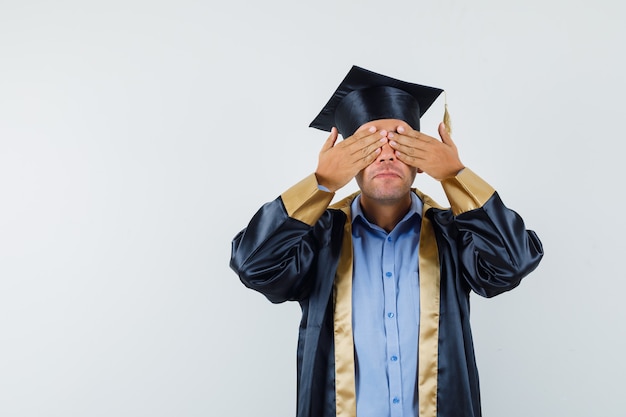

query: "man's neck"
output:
358 194 413 233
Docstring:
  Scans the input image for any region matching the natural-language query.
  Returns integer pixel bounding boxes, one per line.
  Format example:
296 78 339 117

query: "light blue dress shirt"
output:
351 193 423 417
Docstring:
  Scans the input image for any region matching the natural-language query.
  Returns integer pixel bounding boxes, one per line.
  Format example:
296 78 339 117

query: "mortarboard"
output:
309 66 444 138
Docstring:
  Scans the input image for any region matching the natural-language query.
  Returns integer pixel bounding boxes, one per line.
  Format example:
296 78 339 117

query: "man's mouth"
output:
372 170 402 179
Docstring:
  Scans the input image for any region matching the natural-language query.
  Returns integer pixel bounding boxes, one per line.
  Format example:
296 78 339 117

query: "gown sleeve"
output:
441 168 544 297
230 174 336 303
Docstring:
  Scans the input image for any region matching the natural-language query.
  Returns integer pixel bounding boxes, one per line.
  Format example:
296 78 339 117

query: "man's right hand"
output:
315 126 387 192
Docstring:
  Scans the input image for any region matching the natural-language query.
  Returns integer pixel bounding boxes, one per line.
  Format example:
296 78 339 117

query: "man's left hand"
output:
388 122 465 181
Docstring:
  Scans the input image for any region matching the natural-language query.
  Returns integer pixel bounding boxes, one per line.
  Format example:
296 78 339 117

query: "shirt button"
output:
387 236 392 242
392 397 400 404
385 272 392 278
387 312 395 318
390 355 398 362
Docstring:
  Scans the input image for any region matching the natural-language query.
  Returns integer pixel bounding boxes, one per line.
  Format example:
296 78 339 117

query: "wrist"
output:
441 164 465 181
315 172 337 193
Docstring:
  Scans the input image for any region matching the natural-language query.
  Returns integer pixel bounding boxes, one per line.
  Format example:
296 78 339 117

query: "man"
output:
230 66 543 417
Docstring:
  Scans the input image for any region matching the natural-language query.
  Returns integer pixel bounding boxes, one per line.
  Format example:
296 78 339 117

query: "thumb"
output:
322 127 339 151
438 122 454 146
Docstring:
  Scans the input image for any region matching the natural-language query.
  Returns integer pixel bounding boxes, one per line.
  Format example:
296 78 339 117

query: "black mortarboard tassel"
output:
310 66 444 138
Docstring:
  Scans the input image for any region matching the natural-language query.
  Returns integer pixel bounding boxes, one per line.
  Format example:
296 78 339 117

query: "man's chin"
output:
362 189 411 205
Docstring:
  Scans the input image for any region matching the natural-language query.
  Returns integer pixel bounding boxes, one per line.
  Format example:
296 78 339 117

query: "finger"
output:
389 129 431 150
438 122 455 146
388 132 428 156
345 126 375 141
355 138 387 164
388 139 417 158
392 145 428 171
395 125 421 140
345 126 380 145
354 146 382 170
321 127 339 151
346 128 387 155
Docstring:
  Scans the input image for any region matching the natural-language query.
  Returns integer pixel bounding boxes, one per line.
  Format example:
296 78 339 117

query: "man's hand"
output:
388 122 465 181
315 126 387 192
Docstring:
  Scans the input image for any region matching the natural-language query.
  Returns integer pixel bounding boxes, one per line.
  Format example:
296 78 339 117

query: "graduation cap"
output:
310 65 445 138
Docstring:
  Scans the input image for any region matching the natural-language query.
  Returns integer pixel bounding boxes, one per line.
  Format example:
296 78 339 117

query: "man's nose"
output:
377 142 395 162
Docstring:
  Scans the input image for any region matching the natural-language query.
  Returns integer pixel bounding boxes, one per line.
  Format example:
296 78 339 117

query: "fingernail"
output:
397 126 405 133
390 141 397 146
369 126 376 133
388 132 394 139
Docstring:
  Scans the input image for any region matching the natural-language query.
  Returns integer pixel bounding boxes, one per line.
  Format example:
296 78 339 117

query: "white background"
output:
1 1 624 416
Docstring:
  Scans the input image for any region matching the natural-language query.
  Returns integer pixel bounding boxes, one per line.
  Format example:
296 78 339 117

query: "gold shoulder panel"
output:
441 168 496 216
280 174 335 226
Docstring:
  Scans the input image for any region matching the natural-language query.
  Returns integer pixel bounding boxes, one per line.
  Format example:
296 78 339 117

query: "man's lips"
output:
371 170 403 179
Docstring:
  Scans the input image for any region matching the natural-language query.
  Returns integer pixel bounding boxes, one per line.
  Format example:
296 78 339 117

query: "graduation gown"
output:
230 168 543 417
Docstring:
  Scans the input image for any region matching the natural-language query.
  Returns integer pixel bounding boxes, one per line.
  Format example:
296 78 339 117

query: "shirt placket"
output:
382 233 403 416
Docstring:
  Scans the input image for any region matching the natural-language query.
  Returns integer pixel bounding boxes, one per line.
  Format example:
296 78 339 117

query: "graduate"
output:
230 66 543 417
